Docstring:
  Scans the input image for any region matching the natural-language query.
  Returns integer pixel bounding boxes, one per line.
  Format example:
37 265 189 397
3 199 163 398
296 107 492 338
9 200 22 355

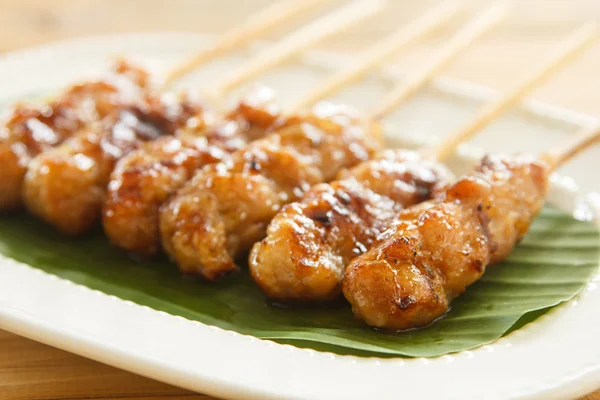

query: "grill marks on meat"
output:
159 103 379 281
0 60 149 210
103 86 281 256
249 149 452 302
342 154 550 330
22 91 209 234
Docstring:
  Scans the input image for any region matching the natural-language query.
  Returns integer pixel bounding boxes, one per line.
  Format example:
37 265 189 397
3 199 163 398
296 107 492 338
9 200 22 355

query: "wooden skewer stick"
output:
430 23 598 161
543 123 600 170
208 0 387 98
368 1 509 121
285 0 465 114
162 0 331 86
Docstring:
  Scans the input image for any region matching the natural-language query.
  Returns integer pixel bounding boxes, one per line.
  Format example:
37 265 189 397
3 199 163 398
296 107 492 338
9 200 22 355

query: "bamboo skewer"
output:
285 0 465 114
368 2 509 121
207 0 387 98
162 0 331 86
430 23 598 161
197 1 385 103
282 3 509 142
544 123 600 170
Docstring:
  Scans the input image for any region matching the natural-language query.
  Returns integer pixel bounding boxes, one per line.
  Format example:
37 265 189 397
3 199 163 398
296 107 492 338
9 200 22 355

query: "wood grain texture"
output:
0 330 207 400
1 1 599 399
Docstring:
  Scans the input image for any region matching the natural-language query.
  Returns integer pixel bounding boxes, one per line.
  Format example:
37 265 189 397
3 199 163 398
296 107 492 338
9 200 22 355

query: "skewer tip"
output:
542 123 600 170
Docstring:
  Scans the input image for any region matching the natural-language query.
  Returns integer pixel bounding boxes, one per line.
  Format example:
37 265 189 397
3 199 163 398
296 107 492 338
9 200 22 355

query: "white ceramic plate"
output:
1 33 599 400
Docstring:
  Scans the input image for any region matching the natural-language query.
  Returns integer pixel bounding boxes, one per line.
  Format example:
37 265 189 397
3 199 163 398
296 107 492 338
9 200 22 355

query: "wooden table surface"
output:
1 1 600 399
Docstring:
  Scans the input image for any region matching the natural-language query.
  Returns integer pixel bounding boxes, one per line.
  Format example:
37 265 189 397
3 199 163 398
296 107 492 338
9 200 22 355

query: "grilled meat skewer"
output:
342 153 555 330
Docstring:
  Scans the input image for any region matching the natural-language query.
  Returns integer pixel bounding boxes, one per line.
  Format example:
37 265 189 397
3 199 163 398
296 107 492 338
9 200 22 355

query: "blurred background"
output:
1 0 599 114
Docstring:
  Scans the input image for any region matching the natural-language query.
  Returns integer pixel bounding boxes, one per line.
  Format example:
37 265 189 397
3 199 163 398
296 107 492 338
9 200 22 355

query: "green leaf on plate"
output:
0 206 598 357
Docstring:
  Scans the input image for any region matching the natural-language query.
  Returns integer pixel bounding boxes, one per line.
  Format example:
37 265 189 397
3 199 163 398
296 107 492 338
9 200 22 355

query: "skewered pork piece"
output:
0 60 150 210
249 150 452 301
103 86 280 256
342 153 551 330
249 22 597 303
23 91 210 234
159 103 381 280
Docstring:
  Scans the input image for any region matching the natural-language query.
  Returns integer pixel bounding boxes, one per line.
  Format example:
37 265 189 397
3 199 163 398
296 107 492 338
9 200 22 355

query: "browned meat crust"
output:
22 91 208 234
0 60 149 210
159 103 380 280
249 149 452 302
103 86 281 256
342 154 550 330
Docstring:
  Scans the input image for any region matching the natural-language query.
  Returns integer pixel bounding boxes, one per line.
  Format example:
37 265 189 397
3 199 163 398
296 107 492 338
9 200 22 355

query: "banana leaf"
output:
0 206 598 357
